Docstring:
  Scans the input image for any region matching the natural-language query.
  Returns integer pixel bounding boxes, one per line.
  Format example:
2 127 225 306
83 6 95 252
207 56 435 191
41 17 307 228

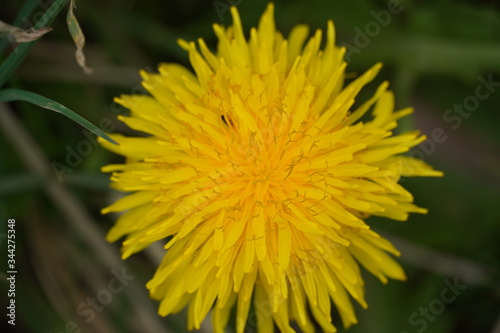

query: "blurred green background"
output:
1 0 499 332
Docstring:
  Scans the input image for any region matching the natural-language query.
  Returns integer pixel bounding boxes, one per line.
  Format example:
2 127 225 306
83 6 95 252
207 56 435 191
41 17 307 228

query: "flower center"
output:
218 120 307 207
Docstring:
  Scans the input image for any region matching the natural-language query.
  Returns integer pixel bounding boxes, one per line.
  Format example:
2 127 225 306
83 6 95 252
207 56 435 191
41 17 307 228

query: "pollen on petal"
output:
100 3 442 332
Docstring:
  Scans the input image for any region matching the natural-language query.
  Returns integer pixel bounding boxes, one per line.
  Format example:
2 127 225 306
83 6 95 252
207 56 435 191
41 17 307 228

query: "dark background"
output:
1 0 499 332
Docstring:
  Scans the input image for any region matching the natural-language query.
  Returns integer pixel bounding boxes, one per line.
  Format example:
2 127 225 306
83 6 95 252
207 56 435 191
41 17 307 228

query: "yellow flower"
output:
100 4 442 332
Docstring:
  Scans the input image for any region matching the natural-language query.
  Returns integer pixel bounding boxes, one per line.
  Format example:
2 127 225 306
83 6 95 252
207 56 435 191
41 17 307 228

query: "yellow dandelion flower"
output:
100 4 442 332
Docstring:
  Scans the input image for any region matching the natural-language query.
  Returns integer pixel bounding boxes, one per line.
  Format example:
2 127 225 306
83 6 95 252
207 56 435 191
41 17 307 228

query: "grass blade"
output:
0 89 117 144
0 0 70 88
0 0 40 54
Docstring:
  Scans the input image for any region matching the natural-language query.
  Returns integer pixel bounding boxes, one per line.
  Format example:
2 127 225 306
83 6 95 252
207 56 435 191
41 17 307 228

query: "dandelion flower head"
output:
100 4 442 332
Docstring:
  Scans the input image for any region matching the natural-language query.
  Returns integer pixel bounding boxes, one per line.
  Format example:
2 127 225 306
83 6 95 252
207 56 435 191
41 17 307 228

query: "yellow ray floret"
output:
100 3 442 333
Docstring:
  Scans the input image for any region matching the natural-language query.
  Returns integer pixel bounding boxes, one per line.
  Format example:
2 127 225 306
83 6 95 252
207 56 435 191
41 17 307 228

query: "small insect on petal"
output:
221 115 234 127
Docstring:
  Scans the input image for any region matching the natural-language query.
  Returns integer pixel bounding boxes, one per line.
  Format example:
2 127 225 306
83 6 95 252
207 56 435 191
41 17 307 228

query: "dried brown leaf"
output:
66 0 93 74
0 20 52 43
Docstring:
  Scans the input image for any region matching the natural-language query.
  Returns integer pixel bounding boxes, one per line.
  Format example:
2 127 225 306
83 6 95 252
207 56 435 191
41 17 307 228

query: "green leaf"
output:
0 89 117 145
0 0 40 54
0 0 70 88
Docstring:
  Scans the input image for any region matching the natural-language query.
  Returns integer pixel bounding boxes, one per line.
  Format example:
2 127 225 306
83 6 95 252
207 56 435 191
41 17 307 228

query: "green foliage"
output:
0 89 116 144
0 0 115 145
0 0 499 332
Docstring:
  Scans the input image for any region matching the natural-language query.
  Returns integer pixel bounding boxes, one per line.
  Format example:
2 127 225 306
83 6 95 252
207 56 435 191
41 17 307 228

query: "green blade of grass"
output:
0 0 40 54
0 0 70 88
0 89 117 144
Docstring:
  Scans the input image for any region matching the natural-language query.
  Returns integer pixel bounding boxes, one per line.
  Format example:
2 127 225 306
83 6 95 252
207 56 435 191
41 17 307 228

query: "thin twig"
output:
382 231 496 286
491 312 500 333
